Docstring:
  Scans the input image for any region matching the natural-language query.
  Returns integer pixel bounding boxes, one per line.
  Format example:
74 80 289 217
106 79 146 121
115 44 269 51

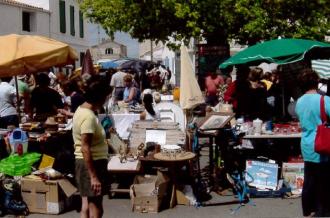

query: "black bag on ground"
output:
0 179 29 216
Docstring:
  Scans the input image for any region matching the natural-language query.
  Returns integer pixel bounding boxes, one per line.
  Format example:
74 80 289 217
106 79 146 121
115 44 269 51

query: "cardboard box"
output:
282 162 304 195
130 171 169 213
21 175 77 214
176 190 190 205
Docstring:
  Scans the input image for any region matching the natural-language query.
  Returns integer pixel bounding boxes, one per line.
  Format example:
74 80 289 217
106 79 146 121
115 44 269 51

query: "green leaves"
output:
79 0 330 47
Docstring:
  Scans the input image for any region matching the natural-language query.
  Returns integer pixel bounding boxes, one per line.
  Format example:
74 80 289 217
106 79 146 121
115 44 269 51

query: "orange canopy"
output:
0 34 78 77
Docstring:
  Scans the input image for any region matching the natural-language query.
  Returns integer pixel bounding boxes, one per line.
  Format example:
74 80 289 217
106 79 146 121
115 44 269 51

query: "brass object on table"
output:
44 117 58 134
119 143 145 163
154 151 196 161
20 122 43 132
160 144 182 159
55 114 66 124
119 144 127 163
136 143 145 158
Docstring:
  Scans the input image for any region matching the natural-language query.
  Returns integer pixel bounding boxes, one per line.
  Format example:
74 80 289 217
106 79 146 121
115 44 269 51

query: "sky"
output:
15 0 49 10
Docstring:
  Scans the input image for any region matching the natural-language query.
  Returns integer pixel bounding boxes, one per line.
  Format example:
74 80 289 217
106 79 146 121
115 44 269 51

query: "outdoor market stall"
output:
0 34 78 215
205 38 330 200
0 34 77 76
3 35 330 216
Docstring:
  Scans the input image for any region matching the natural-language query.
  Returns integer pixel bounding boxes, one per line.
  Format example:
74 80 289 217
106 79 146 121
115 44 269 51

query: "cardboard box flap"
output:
176 190 190 205
155 171 169 186
155 171 169 197
21 175 49 192
132 171 169 198
133 183 157 197
134 174 158 184
24 175 41 180
58 179 77 197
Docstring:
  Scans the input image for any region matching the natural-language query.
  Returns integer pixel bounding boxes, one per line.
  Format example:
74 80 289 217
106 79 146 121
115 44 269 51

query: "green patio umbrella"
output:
219 38 330 69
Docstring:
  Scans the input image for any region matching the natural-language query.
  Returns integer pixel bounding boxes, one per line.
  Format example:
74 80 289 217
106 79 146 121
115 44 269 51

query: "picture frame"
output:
198 112 235 131
246 160 279 190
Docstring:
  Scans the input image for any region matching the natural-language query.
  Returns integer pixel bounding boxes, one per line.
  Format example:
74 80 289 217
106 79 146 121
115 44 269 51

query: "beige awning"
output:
179 45 204 109
0 34 78 77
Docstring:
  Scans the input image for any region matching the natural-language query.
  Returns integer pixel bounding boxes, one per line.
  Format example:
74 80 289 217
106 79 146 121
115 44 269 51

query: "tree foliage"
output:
79 0 330 46
231 0 330 45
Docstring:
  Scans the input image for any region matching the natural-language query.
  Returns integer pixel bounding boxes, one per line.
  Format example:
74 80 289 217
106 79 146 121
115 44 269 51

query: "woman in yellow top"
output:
72 77 111 218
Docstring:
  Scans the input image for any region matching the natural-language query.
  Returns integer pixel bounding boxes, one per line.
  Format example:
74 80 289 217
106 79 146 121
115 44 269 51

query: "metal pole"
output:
281 83 286 117
150 40 153 62
14 76 21 122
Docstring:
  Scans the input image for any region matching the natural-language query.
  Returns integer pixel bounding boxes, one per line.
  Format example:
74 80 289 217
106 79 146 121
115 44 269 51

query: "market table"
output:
27 131 75 175
160 94 174 102
196 129 220 188
153 152 196 208
240 132 302 166
107 155 141 196
98 113 140 140
243 133 301 139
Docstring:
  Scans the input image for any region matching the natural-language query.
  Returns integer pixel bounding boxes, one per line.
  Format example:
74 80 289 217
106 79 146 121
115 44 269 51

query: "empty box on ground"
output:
130 171 169 213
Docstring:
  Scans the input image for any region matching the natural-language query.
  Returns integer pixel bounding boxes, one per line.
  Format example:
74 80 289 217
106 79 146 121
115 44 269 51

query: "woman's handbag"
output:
314 95 330 156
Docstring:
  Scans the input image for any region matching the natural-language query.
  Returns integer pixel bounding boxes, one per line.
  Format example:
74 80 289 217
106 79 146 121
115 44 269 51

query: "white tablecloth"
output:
99 113 140 139
107 155 140 171
243 133 301 139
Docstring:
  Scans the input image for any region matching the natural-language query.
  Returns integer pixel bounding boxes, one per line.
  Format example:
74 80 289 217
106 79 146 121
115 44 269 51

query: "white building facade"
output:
90 39 127 62
47 0 88 67
87 23 139 59
0 0 50 37
0 0 89 67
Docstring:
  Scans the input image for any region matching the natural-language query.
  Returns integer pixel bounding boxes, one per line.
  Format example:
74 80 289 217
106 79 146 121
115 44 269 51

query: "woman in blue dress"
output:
295 69 330 217
123 74 140 106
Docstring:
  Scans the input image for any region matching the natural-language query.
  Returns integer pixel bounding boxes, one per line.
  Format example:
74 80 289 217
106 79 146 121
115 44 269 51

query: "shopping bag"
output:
101 115 113 139
314 96 330 156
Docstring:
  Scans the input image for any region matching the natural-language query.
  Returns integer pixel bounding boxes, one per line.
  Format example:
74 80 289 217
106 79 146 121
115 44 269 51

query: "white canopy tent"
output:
312 59 330 79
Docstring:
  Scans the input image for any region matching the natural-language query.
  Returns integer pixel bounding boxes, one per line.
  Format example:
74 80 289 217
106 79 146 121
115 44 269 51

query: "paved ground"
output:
28 196 302 218
28 145 303 217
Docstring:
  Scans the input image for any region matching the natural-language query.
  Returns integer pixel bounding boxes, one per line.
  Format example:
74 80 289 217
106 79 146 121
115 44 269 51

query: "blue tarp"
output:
99 61 119 69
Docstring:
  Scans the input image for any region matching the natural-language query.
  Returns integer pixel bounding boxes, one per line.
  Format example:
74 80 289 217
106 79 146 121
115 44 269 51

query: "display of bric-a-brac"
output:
246 160 279 190
199 113 234 130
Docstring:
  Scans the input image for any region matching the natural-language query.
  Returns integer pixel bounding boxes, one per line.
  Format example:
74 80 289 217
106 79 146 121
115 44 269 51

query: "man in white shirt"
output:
0 77 19 128
110 69 127 101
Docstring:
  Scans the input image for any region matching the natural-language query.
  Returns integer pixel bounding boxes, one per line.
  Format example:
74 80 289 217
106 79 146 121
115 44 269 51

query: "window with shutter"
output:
70 6 75 36
59 0 66 33
79 11 84 38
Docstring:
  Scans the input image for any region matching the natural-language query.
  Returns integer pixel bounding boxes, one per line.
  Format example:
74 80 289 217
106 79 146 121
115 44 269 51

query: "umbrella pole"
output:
184 109 193 127
281 84 286 118
14 76 21 122
150 40 153 62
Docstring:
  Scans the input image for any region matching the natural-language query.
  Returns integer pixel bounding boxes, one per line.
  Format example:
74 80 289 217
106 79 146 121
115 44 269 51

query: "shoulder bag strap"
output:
320 95 327 123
